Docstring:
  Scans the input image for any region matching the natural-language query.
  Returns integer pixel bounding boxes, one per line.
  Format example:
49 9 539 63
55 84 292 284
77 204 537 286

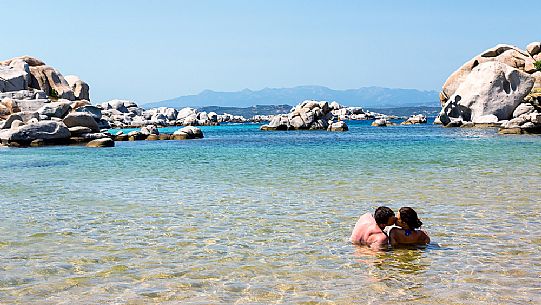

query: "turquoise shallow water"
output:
1 121 540 304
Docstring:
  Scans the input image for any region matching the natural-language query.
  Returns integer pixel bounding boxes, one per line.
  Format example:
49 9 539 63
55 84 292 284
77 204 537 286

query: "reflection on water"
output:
1 122 540 304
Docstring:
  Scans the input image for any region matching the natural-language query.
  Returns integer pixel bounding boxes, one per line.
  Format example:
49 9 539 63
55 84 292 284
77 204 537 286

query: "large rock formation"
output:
437 42 541 132
0 56 106 146
260 100 348 131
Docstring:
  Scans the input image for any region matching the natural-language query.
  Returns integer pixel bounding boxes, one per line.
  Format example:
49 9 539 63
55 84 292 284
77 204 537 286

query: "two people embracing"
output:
351 206 430 250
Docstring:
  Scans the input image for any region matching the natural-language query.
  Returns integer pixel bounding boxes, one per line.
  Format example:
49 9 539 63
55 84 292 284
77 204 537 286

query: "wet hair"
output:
374 206 395 225
399 207 423 229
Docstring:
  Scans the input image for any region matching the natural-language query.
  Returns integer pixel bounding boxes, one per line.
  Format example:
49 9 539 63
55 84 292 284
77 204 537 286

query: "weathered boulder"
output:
99 100 136 113
473 114 499 124
115 134 129 141
0 114 23 129
329 101 341 110
0 121 70 143
150 107 177 121
532 71 541 88
86 138 114 147
141 124 159 135
371 118 396 127
171 132 188 140
63 112 99 132
530 112 541 124
526 42 541 57
177 108 197 120
10 120 24 129
64 75 90 101
438 61 534 124
158 134 171 140
70 100 91 110
75 105 102 120
37 100 71 118
513 103 535 118
327 121 348 132
0 56 45 67
0 98 21 116
401 114 427 125
0 65 29 92
78 132 110 140
127 130 145 141
440 44 536 105
208 112 218 122
173 126 203 139
29 65 75 100
68 126 93 135
182 114 199 126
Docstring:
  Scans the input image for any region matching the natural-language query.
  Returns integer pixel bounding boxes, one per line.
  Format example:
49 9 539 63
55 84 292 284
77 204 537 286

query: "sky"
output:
3 0 540 104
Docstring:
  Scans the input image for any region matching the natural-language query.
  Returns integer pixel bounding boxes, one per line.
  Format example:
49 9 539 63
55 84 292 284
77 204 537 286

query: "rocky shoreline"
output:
0 56 209 148
0 55 426 148
6 42 539 149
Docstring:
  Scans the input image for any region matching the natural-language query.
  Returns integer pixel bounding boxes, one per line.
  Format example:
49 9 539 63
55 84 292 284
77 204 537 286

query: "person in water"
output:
350 206 396 249
389 207 430 246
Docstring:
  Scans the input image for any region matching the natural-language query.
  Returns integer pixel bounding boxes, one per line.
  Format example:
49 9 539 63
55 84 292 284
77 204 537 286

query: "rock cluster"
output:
97 102 220 128
0 56 97 146
401 114 427 125
436 42 541 133
371 118 397 127
112 125 204 141
0 56 206 147
260 100 348 131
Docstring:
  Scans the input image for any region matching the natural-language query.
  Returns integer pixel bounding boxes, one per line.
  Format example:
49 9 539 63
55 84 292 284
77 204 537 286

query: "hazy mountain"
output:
144 85 439 108
198 105 292 117
194 105 441 118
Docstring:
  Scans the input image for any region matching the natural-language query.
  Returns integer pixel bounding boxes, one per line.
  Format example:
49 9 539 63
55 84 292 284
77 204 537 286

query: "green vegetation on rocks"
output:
534 60 541 71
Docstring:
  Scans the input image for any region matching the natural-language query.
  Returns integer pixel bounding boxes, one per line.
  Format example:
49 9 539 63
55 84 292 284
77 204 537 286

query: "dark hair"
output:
374 206 395 225
399 207 423 229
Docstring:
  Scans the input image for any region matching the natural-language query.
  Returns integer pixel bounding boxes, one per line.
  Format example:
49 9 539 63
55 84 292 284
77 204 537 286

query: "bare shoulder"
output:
388 227 402 245
419 230 430 244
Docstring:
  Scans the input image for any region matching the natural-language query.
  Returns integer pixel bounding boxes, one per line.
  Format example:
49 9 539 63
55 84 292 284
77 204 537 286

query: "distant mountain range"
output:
144 85 439 108
194 105 441 118
198 105 292 117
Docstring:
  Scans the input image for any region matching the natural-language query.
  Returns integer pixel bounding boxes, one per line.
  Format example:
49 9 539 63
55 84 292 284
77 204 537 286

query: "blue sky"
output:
3 0 539 103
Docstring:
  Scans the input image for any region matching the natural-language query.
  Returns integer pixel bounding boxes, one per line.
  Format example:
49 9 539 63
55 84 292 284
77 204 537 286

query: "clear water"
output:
1 121 540 304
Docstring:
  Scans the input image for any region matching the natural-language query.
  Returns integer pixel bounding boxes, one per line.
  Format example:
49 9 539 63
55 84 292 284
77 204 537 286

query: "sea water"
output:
1 121 540 304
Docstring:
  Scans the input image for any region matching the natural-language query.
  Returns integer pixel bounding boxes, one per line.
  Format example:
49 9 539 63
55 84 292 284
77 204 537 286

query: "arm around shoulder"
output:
369 233 389 250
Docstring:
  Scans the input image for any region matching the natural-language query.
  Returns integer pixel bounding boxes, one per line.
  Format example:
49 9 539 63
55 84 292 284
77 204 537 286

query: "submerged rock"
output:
401 114 427 125
173 126 204 139
327 121 349 132
86 138 114 147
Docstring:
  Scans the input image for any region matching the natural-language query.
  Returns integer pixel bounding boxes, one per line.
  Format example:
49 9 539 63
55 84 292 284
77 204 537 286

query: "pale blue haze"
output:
2 0 540 103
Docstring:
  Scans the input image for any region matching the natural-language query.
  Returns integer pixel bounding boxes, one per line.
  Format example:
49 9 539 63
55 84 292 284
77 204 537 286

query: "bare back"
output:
350 213 388 249
389 228 430 246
